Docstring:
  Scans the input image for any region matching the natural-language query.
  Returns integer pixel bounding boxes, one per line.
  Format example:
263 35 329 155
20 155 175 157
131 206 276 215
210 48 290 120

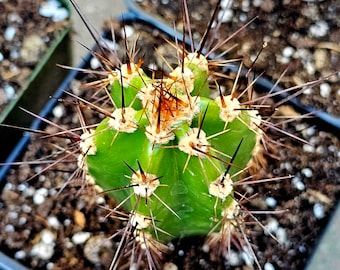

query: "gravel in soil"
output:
0 0 69 114
1 2 340 270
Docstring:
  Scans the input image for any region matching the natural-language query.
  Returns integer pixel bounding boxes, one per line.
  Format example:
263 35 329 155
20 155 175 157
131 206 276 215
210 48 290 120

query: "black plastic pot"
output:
0 2 339 269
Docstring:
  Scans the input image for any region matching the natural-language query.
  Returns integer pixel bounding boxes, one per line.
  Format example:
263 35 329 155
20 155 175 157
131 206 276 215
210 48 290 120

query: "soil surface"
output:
1 1 340 270
0 0 69 115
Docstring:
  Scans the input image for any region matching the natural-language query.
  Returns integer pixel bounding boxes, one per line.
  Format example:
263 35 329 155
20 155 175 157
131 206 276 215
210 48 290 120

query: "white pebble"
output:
4 84 16 100
52 104 64 118
265 197 277 208
221 0 232 8
5 224 15 233
264 262 275 270
41 229 55 244
30 242 54 260
309 20 329 38
14 250 26 260
99 38 119 51
72 231 91 245
282 46 294 58
64 218 71 226
5 26 16 41
47 216 60 229
95 196 106 204
21 204 32 213
23 186 35 197
276 227 288 246
178 250 184 256
202 244 209 253
90 57 101 69
265 219 279 234
18 216 27 225
224 249 242 266
8 211 18 220
313 203 325 219
0 52 4 62
241 247 254 265
33 188 48 205
301 167 313 178
303 144 314 153
218 9 234 23
121 25 135 38
319 83 331 98
303 87 313 95
46 262 55 270
253 0 262 7
292 176 305 191
52 7 69 22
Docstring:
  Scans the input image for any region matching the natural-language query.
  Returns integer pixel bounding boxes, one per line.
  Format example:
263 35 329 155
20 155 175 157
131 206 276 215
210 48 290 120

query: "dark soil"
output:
1 1 340 270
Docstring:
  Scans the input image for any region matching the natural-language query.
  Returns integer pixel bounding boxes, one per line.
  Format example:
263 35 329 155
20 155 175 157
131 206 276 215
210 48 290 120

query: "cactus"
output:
77 47 265 265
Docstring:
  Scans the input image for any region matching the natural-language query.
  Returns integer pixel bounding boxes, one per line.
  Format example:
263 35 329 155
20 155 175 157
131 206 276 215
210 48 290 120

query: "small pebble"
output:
64 218 71 226
301 167 313 178
33 187 48 205
276 227 288 246
41 229 55 244
8 211 18 220
47 216 60 229
218 9 234 23
303 144 314 153
18 216 27 225
253 0 262 7
163 262 178 270
72 231 91 245
39 0 69 22
4 26 16 41
202 244 209 253
90 57 101 69
299 245 307 253
14 250 26 260
313 203 325 219
121 25 135 38
282 46 294 58
30 242 54 260
83 235 112 264
0 52 4 62
264 262 275 270
309 20 329 38
4 84 16 100
265 197 277 208
319 83 331 98
52 104 64 118
52 7 69 22
292 176 305 191
241 247 254 265
5 224 15 233
46 262 54 270
224 249 242 266
265 218 279 234
303 87 313 95
178 250 184 256
21 204 32 213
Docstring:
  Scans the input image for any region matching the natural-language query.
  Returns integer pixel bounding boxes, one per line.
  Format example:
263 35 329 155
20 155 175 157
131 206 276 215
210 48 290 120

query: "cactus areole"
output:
79 52 263 243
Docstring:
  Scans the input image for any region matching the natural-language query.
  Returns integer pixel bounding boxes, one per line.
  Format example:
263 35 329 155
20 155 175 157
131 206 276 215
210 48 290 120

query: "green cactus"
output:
77 51 263 252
